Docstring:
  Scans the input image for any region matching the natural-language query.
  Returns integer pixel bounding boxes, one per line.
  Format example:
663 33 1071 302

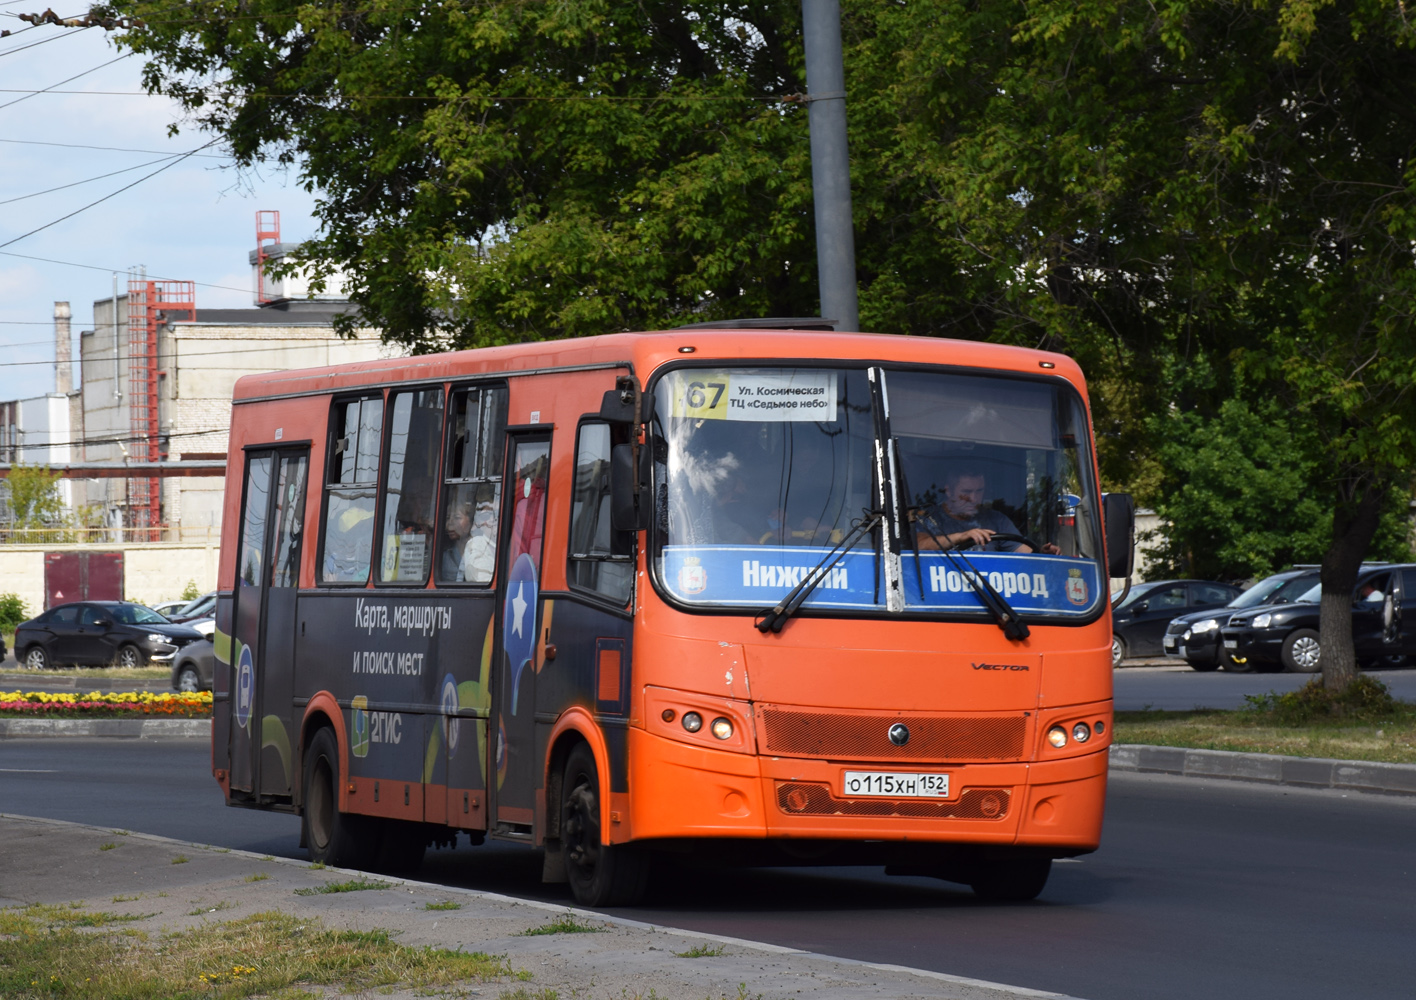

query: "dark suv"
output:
1220 564 1415 672
1163 568 1321 671
1111 579 1242 666
15 601 204 670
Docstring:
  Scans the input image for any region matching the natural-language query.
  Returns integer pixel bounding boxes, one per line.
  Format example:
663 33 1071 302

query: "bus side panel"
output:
213 591 233 783
534 595 635 804
294 590 495 824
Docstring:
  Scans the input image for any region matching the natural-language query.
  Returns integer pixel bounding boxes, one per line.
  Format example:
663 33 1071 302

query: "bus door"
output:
230 447 310 798
489 433 551 834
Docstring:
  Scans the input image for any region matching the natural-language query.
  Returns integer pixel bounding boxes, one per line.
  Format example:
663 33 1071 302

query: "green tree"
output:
102 0 1416 691
4 463 66 541
1143 397 1411 582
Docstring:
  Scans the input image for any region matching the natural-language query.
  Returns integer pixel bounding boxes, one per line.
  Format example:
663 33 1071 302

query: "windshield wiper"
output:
756 510 883 633
913 512 1031 642
887 436 1029 641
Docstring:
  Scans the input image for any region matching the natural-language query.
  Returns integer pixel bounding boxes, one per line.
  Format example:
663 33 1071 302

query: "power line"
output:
0 52 129 112
0 137 222 249
0 250 254 296
0 87 781 102
0 338 382 368
0 22 89 58
0 136 227 158
0 152 186 207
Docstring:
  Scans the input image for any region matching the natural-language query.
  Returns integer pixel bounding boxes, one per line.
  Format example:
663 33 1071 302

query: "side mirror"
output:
599 378 656 425
1102 492 1135 580
1133 602 1149 614
610 443 652 531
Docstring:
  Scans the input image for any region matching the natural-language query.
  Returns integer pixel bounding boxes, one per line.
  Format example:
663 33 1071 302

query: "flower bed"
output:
0 690 212 718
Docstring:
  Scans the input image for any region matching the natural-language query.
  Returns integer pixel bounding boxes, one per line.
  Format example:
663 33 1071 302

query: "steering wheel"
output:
954 531 1046 552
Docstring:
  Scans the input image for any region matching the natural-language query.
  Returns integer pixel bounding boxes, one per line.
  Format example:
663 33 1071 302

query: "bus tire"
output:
969 858 1051 901
561 742 649 907
303 728 371 869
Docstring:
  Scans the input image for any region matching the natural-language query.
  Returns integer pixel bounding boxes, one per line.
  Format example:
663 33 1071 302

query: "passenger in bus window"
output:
916 468 1060 554
442 497 497 584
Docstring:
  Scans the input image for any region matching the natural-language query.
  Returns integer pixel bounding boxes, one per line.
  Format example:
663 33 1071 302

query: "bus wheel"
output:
303 728 370 869
969 858 1051 902
561 742 649 907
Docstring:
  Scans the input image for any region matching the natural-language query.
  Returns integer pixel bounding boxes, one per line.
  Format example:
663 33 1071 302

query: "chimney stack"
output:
54 301 72 395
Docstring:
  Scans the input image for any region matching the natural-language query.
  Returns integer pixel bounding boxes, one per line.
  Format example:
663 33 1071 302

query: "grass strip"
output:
1115 677 1416 764
0 905 506 999
515 913 604 936
293 877 390 896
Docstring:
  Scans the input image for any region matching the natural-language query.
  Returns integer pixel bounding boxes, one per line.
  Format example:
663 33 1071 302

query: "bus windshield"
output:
654 365 1104 620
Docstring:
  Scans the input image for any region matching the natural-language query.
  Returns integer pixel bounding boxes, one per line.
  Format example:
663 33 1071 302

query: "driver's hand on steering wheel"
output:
948 528 995 550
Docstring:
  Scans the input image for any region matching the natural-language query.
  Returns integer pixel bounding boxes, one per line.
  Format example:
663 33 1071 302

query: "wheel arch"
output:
300 693 348 811
543 707 613 845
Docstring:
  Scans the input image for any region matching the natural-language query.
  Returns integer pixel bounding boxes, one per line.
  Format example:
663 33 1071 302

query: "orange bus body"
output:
213 330 1116 902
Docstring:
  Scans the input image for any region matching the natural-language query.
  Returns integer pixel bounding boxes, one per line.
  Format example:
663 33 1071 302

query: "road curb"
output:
1110 743 1416 796
0 718 209 739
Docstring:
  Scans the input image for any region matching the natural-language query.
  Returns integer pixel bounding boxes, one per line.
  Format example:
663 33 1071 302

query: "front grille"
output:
757 706 1026 762
776 781 1010 820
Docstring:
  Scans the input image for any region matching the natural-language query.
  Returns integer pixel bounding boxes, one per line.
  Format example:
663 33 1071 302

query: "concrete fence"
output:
0 543 220 618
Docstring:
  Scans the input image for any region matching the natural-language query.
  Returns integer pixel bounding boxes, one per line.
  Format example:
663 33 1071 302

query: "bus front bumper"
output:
625 727 1107 852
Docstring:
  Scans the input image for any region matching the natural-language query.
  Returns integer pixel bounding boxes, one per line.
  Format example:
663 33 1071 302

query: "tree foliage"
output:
105 0 1416 689
4 463 65 531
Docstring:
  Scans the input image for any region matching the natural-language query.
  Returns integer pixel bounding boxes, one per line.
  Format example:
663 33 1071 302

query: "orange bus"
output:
212 325 1134 905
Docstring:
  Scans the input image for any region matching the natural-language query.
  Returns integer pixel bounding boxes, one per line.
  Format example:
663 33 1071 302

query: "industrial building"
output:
3 213 394 544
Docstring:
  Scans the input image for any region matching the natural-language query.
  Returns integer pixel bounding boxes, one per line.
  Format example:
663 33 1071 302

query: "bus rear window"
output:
320 395 383 584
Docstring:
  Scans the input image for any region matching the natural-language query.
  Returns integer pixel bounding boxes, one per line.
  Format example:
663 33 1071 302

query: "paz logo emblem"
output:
351 696 369 758
1066 568 1089 606
888 723 910 747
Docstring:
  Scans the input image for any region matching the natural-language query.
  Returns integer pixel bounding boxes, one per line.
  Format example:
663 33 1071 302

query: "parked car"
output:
187 616 216 638
151 599 190 618
1221 564 1416 672
171 638 214 692
1111 579 1242 667
14 601 204 670
1163 568 1321 671
166 591 216 624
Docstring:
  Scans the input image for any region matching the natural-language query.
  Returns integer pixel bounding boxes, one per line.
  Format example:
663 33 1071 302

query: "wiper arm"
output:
914 514 1031 642
757 510 883 633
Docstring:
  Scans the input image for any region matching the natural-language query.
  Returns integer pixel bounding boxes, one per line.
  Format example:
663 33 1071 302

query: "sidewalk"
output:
0 813 1081 1000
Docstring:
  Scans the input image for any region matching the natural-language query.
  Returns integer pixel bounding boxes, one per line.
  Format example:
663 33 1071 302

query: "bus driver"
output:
916 468 1060 554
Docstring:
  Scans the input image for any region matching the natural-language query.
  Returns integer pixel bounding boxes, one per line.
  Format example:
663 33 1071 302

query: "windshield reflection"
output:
653 365 1105 619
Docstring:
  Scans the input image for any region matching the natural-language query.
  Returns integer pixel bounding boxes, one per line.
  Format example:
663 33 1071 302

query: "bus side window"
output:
320 395 383 584
437 386 508 586
568 421 633 604
378 389 445 584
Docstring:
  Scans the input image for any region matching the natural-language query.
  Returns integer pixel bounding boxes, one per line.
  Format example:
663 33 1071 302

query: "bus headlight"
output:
710 717 733 740
1072 722 1092 743
682 712 703 733
1047 725 1068 748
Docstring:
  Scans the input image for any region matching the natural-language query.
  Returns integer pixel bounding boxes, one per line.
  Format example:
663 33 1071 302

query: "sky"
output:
0 11 324 403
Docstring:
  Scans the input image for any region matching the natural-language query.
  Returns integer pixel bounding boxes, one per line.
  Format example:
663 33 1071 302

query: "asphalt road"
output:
1114 665 1416 710
1 738 1412 1000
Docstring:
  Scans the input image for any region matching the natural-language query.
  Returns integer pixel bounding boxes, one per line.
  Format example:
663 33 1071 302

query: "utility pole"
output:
801 0 859 332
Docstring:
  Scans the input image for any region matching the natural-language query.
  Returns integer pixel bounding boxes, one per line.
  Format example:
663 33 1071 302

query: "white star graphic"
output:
511 581 528 638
